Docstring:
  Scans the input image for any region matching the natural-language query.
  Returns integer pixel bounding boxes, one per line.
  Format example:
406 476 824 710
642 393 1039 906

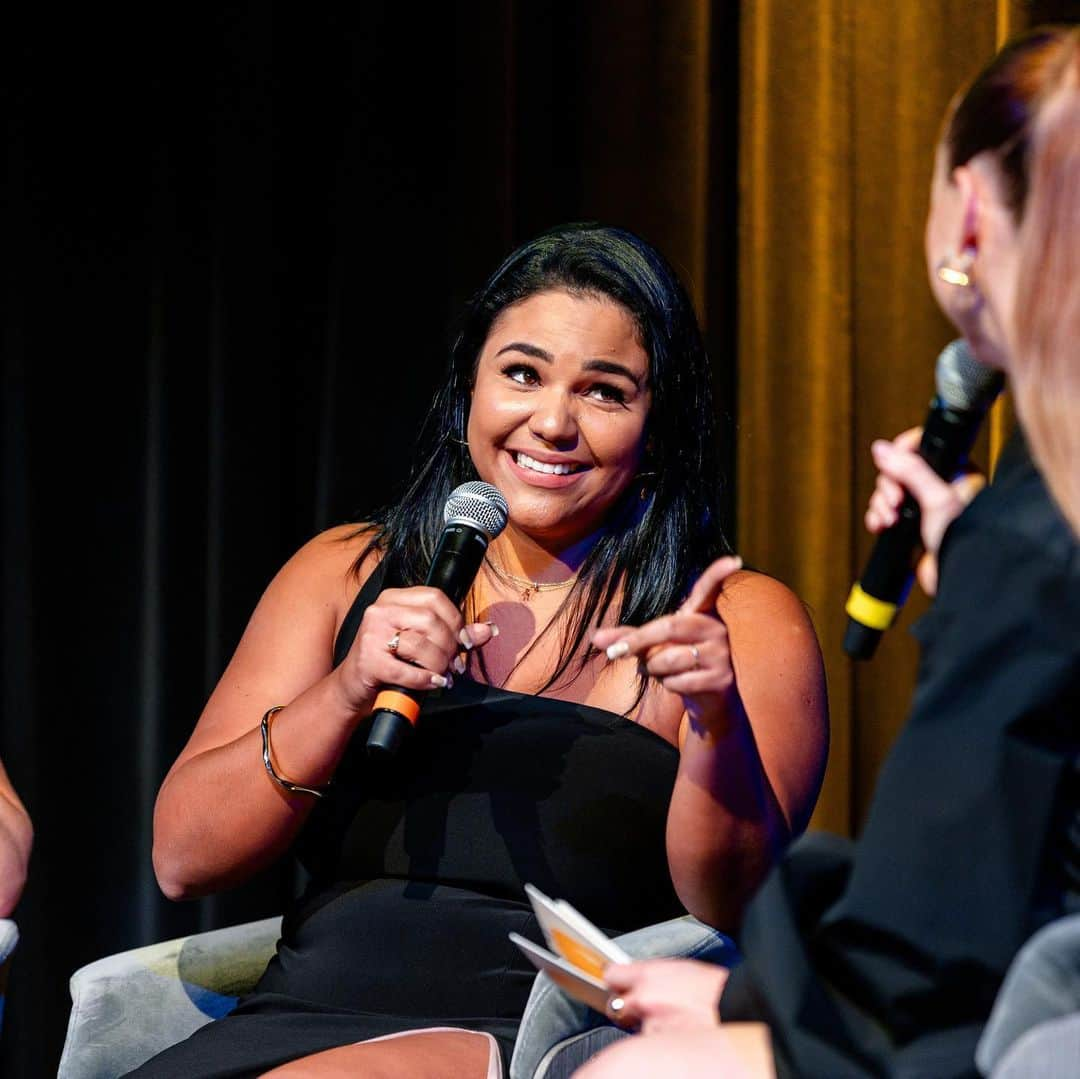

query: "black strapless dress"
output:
129 566 683 1077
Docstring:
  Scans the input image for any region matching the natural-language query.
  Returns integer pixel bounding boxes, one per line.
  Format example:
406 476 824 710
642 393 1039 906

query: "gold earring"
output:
936 251 975 289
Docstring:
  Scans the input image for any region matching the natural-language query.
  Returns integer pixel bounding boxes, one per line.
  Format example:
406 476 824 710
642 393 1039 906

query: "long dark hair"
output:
356 222 732 696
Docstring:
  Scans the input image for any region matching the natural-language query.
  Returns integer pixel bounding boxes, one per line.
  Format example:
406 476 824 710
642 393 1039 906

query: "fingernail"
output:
452 655 467 675
872 440 891 456
431 674 449 689
731 556 743 570
484 622 500 638
606 641 630 661
459 628 475 649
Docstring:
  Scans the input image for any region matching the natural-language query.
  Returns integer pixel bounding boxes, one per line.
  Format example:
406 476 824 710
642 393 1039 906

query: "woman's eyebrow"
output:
494 343 643 387
583 359 643 388
495 341 553 362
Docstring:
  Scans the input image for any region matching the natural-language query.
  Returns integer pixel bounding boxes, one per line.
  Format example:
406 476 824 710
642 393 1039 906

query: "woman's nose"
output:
528 389 577 444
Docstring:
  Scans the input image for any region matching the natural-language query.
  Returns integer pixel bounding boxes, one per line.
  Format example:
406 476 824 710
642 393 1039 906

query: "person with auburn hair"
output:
558 25 1080 1079
131 223 828 1077
0 757 32 917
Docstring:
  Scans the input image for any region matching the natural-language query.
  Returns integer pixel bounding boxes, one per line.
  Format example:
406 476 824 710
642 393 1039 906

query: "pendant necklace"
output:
484 558 579 603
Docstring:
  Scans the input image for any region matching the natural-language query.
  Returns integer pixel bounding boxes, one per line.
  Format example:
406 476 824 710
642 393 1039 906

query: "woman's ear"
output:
951 164 981 260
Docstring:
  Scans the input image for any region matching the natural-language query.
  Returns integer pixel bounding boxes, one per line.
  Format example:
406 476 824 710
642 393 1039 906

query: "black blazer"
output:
722 433 1080 1079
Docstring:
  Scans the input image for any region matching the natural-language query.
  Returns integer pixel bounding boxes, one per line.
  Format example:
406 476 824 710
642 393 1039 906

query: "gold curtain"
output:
735 0 1035 834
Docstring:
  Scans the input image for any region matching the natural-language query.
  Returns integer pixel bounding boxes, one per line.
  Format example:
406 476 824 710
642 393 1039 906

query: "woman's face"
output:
466 289 652 550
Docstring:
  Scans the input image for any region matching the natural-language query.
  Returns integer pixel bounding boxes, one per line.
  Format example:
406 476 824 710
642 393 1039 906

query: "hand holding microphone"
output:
844 340 1003 659
865 428 987 597
364 481 508 756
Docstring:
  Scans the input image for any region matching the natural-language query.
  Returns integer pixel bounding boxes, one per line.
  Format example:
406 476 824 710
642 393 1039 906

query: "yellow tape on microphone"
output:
845 583 898 631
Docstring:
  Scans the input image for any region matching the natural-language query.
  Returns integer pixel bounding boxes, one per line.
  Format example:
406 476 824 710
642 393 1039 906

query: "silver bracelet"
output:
261 705 331 799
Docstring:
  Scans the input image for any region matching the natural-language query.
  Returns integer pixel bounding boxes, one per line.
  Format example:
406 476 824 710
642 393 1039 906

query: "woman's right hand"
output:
334 586 497 714
865 427 985 596
602 958 728 1035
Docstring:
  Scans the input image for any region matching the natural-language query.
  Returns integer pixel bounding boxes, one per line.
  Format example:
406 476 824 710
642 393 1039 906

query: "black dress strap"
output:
333 561 389 668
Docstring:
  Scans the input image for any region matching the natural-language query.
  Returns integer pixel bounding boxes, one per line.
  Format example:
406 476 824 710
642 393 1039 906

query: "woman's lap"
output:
262 1028 502 1079
123 996 518 1078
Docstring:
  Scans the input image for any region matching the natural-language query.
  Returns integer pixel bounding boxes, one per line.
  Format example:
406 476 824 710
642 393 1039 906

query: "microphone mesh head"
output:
935 338 1005 410
443 481 509 540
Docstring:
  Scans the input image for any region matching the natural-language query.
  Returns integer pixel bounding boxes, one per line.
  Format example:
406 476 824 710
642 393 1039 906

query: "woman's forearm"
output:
152 672 366 900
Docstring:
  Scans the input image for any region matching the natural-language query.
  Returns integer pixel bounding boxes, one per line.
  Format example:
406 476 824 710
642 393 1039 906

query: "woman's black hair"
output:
356 222 732 700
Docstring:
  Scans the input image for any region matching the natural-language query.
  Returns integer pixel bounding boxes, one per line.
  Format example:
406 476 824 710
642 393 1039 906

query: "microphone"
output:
844 340 1003 660
366 481 509 757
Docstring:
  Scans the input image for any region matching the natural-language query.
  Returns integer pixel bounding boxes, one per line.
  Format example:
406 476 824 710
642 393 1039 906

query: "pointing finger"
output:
678 556 743 616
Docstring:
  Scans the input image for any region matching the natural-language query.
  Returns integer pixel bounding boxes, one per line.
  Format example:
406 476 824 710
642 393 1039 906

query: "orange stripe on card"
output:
550 929 607 980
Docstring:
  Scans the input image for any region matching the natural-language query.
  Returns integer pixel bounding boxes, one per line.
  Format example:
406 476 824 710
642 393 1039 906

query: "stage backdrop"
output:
1 0 1074 1073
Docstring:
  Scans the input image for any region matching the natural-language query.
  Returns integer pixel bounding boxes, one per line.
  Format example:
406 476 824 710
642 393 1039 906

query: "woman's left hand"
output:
592 556 744 731
603 958 728 1035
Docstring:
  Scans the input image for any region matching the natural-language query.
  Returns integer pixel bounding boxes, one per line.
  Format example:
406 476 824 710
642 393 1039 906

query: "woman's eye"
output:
588 383 628 405
503 364 538 386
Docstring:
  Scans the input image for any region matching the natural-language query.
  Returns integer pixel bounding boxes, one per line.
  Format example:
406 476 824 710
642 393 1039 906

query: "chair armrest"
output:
0 918 18 1033
58 915 282 1079
977 913 1080 1077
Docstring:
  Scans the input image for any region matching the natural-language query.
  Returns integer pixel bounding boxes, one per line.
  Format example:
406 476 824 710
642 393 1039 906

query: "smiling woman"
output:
469 291 650 548
134 223 828 1078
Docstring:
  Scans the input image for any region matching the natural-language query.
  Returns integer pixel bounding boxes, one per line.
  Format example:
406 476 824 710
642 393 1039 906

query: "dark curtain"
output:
1 3 738 1072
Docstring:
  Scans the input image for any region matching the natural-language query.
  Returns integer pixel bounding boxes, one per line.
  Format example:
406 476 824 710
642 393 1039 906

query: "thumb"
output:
603 962 640 991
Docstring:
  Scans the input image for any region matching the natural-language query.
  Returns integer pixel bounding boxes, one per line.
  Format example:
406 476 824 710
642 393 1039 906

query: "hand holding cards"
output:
509 884 631 1013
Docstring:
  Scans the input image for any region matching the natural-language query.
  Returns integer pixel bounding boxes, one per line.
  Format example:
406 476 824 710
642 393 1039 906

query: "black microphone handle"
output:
366 523 490 757
844 399 989 660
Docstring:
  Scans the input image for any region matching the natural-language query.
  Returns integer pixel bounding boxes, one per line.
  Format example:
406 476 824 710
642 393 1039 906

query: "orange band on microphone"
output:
371 690 421 725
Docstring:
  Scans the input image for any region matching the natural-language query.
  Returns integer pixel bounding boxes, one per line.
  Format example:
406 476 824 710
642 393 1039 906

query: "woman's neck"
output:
487 526 599 584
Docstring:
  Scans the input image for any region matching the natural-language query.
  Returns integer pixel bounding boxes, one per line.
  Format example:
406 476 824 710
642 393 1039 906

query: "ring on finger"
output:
386 631 402 655
688 643 701 669
608 995 626 1015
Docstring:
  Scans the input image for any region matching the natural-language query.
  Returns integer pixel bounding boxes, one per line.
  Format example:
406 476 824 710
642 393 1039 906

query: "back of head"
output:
1012 32 1080 537
947 25 1080 536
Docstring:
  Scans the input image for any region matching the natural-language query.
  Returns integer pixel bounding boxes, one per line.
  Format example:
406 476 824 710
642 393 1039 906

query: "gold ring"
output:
387 632 402 655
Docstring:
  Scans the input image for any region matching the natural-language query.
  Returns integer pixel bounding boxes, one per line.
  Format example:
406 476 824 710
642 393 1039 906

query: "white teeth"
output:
516 452 577 475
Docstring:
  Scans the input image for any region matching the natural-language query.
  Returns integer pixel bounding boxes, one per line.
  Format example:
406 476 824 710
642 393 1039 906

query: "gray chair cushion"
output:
991 1013 1080 1079
58 916 281 1079
977 913 1080 1077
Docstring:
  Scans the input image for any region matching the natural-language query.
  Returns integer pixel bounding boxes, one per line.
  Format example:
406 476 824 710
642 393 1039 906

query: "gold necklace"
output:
484 558 579 603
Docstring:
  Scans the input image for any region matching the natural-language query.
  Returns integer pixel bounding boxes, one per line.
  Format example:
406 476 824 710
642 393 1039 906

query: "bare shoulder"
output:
716 569 819 647
275 523 382 611
714 567 826 714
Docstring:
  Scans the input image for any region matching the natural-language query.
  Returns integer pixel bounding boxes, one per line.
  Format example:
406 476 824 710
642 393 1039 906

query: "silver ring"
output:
688 643 701 669
387 632 402 655
608 995 625 1014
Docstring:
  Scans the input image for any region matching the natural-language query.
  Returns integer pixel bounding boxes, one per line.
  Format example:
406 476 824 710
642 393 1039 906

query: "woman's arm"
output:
153 526 493 900
0 757 33 916
594 558 828 931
